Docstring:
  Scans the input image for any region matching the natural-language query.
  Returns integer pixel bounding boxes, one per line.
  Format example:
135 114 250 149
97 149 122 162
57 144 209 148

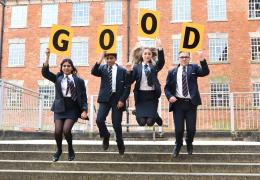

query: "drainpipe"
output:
0 0 6 78
126 0 130 132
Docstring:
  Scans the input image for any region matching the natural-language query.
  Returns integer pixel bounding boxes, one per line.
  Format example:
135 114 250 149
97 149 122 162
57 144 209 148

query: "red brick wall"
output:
1 0 260 96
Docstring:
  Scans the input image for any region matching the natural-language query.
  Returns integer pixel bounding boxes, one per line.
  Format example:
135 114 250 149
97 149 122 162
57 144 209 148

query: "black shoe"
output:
103 134 110 150
187 144 193 155
52 150 62 162
155 116 163 126
68 149 75 161
117 140 125 155
172 145 181 158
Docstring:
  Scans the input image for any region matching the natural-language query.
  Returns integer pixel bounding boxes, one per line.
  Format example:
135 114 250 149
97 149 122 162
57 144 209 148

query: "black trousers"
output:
172 99 197 146
96 94 123 142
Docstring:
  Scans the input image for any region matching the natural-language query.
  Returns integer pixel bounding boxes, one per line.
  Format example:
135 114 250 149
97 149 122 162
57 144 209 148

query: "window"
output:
251 37 260 61
211 83 229 107
41 4 58 27
172 0 191 22
71 39 88 66
209 37 228 62
139 39 156 47
249 0 260 19
72 2 89 26
253 83 260 107
172 38 180 64
208 0 227 21
8 41 25 66
11 6 27 28
39 42 56 66
138 0 156 10
6 80 23 108
38 80 55 108
104 0 122 24
116 37 123 65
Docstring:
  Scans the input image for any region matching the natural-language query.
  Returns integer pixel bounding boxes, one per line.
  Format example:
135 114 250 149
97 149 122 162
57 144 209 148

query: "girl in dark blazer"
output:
42 48 88 162
126 39 165 126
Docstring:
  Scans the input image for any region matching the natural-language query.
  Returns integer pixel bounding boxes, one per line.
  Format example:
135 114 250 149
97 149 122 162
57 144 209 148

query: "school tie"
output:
182 66 189 97
108 66 113 95
144 64 153 86
66 76 77 101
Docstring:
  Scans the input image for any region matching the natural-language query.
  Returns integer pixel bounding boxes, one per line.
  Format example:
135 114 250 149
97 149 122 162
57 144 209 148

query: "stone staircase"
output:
0 140 259 180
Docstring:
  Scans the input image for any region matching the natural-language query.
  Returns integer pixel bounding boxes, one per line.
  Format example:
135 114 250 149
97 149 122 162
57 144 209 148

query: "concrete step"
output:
0 151 260 163
0 142 260 153
0 170 259 180
0 160 259 173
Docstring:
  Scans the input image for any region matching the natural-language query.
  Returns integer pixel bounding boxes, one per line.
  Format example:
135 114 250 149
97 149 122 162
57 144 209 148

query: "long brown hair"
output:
60 58 78 75
130 46 158 66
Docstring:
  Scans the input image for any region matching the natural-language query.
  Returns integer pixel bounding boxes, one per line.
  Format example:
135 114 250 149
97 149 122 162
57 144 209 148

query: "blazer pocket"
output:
51 98 65 113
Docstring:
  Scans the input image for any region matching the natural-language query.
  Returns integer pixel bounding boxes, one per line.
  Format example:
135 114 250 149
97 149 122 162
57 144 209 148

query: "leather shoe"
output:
155 116 163 126
187 144 193 155
103 134 110 150
117 141 125 155
172 145 181 158
68 149 75 161
52 150 62 162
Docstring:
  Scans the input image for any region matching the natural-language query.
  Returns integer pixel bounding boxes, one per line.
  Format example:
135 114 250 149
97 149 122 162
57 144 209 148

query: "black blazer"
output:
42 65 88 113
131 49 165 104
91 63 131 110
164 60 210 112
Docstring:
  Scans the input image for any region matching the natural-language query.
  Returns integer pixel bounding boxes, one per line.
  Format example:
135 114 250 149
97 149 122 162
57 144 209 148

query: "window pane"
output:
39 43 56 66
249 0 260 18
72 2 89 25
211 83 229 107
41 4 58 27
208 0 227 20
209 38 228 62
39 85 55 108
138 0 156 10
253 83 260 107
251 37 260 61
104 0 122 24
139 39 156 47
172 0 191 22
71 41 88 66
8 43 25 66
116 38 122 65
11 6 27 28
172 39 180 64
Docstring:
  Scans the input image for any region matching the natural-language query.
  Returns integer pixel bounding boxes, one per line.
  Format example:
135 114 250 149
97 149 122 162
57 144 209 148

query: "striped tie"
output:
66 76 77 101
108 66 113 95
182 66 189 97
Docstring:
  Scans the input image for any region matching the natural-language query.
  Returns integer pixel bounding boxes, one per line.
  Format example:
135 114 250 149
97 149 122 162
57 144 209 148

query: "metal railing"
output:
0 80 259 133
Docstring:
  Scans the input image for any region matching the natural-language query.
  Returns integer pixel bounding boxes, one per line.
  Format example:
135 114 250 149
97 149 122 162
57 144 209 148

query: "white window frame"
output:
210 83 230 107
207 0 227 21
208 33 228 63
5 80 24 109
41 4 58 27
171 0 191 23
10 6 27 28
138 37 156 47
253 83 260 107
138 0 156 10
249 32 260 62
8 39 25 67
71 37 89 66
39 38 57 67
38 80 55 109
249 0 260 19
116 36 123 65
172 34 181 64
104 0 122 25
71 2 90 26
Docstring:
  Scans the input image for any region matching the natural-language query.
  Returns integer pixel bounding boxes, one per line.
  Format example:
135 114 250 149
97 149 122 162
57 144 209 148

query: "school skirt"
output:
54 97 80 121
135 90 158 119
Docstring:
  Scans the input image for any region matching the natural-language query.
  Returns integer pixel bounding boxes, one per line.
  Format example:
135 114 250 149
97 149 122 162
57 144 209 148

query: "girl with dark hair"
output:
42 48 88 162
126 38 165 126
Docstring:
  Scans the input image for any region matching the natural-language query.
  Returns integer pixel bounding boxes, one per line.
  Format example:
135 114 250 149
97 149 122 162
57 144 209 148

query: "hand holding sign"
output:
156 37 162 50
197 50 205 61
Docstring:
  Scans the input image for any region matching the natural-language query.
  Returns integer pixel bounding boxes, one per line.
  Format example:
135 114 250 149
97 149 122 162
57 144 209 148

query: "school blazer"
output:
42 65 88 113
164 60 210 112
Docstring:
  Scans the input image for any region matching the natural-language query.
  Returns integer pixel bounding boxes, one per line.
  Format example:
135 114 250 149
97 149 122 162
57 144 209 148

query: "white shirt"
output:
108 64 117 93
139 62 155 91
61 74 75 97
176 65 191 98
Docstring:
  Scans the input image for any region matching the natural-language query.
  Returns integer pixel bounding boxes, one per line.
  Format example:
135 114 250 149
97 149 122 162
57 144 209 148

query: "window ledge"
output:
39 25 52 28
208 62 230 65
248 18 260 21
71 24 90 27
103 23 123 25
207 19 228 22
170 20 192 24
74 64 90 67
251 60 260 64
7 65 25 68
9 26 28 29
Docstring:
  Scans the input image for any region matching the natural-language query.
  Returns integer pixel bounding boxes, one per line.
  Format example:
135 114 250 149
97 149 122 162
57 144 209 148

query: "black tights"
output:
137 117 155 126
54 119 75 152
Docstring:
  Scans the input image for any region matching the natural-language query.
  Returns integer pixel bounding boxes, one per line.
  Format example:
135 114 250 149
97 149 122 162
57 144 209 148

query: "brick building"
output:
0 0 260 111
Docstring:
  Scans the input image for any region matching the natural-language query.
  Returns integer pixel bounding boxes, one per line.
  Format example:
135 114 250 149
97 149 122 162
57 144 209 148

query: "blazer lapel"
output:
56 75 63 97
187 64 193 80
137 63 143 80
